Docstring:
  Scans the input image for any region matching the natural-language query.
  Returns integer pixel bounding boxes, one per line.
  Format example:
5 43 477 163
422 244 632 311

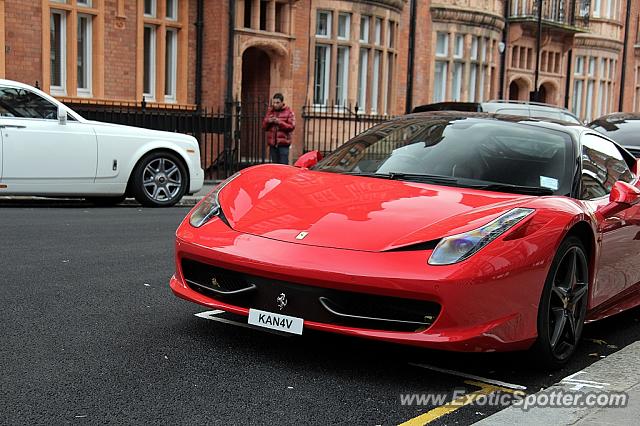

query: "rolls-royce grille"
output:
181 258 441 332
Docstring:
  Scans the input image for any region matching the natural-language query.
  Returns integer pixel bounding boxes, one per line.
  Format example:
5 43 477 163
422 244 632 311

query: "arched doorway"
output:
508 78 530 101
538 82 557 105
509 81 520 101
241 47 271 164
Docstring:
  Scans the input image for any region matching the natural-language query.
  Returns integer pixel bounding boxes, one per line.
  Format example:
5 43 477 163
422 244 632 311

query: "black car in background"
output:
413 100 583 124
589 113 640 157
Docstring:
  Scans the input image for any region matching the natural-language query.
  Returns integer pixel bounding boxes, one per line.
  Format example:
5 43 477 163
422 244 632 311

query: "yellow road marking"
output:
398 380 522 426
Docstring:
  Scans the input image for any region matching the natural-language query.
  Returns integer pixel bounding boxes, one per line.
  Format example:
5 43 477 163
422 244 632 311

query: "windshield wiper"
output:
385 172 459 184
469 182 554 196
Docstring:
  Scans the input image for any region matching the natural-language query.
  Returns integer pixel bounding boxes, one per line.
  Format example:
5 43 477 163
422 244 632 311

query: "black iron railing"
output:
301 103 393 157
64 99 391 179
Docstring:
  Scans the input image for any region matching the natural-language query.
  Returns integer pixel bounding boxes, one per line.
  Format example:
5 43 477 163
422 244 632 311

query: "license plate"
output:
248 309 303 335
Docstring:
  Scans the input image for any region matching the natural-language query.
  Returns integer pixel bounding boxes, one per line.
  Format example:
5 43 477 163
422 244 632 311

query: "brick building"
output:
0 0 639 162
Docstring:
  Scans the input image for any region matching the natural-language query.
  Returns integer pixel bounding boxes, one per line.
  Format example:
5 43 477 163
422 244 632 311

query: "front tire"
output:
531 236 589 369
131 151 188 207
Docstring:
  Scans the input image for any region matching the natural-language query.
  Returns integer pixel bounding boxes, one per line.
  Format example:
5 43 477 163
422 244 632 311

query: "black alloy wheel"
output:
532 236 589 368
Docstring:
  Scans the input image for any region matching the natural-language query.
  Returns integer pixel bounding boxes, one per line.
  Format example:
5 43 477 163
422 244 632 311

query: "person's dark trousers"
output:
270 145 290 165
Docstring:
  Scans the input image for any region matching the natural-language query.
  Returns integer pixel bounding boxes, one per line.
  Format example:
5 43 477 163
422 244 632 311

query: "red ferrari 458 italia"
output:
171 112 640 367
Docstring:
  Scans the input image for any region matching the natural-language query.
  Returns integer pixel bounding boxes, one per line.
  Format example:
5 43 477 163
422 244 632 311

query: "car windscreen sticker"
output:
540 176 559 190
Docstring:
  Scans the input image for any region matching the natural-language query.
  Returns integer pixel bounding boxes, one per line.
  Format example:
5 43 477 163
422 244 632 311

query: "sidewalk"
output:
0 181 219 207
476 341 640 425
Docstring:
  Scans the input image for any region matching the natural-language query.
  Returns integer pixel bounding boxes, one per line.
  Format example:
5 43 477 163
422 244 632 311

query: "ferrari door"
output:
0 86 97 191
581 134 640 306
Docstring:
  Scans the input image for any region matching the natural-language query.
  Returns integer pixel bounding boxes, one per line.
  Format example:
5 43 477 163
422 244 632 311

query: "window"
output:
77 15 92 96
140 1 185 103
436 32 448 56
166 0 178 20
77 0 92 6
454 35 464 58
387 21 395 48
313 45 330 105
164 28 177 102
357 49 368 110
0 87 58 119
360 16 369 42
145 0 156 17
337 13 350 40
371 51 381 112
143 25 156 100
316 11 331 38
593 0 601 18
433 61 447 102
374 18 382 45
335 46 349 106
573 56 584 115
50 10 66 95
581 134 634 199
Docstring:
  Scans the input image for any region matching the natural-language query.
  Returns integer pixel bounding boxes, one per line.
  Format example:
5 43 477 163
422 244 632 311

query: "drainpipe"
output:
533 0 543 101
498 0 509 99
564 49 573 108
619 0 632 111
195 0 204 109
405 0 417 113
226 0 236 104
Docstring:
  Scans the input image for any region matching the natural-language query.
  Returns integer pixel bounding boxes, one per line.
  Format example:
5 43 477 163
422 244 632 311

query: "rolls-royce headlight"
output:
428 208 534 265
189 173 240 228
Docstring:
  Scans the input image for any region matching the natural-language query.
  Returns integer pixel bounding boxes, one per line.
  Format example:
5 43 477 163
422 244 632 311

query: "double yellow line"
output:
399 380 523 426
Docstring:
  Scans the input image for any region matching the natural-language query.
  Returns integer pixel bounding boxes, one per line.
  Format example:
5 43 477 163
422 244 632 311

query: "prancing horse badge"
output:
296 231 309 240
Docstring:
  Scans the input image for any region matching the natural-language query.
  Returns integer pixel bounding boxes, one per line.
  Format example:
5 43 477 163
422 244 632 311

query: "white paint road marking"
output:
409 362 528 391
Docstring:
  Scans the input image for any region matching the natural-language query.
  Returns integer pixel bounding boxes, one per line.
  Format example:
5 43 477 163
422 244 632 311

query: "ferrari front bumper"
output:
171 219 554 352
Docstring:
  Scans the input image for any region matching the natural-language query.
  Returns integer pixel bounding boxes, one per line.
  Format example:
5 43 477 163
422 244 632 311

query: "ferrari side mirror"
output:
294 150 323 169
609 181 640 206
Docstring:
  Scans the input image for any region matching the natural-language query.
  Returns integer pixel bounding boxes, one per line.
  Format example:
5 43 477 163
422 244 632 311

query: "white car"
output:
0 79 204 207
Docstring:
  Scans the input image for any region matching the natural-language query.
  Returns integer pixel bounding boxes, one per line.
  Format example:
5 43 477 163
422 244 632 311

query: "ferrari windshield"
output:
312 116 574 196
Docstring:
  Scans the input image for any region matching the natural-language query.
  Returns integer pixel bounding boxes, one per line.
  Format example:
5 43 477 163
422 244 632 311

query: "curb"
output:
0 196 202 207
475 341 640 425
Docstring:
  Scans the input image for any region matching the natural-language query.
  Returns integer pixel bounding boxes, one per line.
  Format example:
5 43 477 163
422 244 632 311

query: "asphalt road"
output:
1 203 639 425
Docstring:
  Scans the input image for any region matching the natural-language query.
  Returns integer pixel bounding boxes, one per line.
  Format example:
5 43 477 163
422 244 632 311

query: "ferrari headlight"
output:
428 208 534 265
189 173 240 228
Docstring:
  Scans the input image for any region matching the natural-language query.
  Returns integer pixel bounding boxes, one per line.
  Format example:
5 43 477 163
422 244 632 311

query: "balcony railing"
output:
508 0 590 31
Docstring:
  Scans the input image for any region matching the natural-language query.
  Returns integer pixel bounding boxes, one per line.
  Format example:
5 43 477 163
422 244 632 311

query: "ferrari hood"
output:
216 165 536 252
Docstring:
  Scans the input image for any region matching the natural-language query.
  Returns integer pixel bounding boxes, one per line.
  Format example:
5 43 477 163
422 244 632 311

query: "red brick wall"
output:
408 0 433 110
201 0 228 110
103 0 138 100
622 0 639 112
288 0 311 161
4 0 42 88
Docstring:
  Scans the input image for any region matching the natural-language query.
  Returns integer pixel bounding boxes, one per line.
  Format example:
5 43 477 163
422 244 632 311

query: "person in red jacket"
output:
262 93 296 164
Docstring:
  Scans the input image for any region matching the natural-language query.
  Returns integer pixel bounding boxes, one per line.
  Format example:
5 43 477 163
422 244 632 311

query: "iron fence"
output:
64 99 391 180
301 103 393 157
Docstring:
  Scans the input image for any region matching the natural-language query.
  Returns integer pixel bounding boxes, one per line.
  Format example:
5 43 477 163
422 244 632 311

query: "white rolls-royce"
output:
0 79 204 207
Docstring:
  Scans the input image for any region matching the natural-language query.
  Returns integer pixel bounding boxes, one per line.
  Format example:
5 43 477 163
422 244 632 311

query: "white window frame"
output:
337 13 350 40
145 0 157 18
164 28 178 103
143 25 157 101
313 44 331 107
433 61 447 102
359 16 369 43
593 0 601 17
436 32 448 57
166 0 178 20
371 51 381 113
335 46 349 107
316 10 331 38
77 14 93 97
77 0 92 6
374 18 382 45
452 62 463 101
50 10 67 96
357 48 368 112
454 34 464 58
